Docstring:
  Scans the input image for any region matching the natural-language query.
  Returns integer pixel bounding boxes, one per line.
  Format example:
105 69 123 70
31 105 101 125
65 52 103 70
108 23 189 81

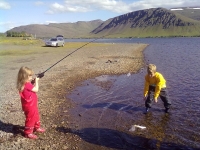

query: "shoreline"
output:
0 43 148 149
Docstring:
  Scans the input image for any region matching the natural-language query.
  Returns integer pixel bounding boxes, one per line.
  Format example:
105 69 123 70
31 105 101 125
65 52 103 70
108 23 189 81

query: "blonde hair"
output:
17 66 34 91
147 64 156 74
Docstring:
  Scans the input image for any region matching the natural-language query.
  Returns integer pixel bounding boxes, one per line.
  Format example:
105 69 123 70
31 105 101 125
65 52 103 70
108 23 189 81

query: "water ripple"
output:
66 38 200 149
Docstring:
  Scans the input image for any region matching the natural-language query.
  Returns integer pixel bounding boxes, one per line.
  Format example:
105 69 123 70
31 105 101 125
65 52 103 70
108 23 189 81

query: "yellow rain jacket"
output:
143 72 166 99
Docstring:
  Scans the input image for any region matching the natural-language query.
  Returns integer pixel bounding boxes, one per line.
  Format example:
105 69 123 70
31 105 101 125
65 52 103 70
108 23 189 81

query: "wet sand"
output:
0 43 147 149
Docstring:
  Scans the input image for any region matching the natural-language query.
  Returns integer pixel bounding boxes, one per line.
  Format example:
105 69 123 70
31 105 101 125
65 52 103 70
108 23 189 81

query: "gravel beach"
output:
0 42 147 149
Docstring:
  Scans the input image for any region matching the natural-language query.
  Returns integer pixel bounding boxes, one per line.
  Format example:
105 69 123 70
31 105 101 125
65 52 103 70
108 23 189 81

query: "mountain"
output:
170 6 200 21
91 7 200 38
7 8 200 38
8 20 103 38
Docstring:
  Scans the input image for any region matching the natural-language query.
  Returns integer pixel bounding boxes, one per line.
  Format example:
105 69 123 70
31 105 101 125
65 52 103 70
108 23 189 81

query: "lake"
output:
66 38 200 149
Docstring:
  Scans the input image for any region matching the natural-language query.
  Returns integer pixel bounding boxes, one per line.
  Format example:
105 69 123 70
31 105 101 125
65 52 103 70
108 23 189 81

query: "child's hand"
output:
154 98 158 103
31 77 39 85
35 77 40 82
31 79 35 84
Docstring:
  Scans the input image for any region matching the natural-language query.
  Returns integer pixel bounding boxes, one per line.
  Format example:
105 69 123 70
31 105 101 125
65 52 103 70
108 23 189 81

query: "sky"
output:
0 0 199 33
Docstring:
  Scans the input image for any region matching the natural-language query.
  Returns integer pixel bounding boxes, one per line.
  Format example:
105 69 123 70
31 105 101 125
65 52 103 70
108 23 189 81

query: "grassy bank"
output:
0 37 111 56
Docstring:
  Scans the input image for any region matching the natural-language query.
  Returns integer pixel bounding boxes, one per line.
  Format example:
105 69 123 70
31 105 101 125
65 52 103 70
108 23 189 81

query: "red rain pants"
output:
24 108 40 135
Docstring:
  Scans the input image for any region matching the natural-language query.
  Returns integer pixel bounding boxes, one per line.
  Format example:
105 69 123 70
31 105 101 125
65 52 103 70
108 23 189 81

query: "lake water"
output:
65 38 200 149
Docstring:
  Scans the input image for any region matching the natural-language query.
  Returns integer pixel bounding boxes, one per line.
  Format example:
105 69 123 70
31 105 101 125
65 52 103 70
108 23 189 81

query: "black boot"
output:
165 108 169 113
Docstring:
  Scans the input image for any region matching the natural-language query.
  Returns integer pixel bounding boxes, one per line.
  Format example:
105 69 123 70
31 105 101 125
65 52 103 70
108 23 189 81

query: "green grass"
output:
94 24 200 38
0 50 37 56
0 37 111 56
0 37 43 45
173 9 200 21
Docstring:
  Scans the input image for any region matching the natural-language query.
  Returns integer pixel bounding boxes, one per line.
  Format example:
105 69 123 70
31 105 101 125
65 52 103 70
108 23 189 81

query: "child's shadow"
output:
0 120 24 136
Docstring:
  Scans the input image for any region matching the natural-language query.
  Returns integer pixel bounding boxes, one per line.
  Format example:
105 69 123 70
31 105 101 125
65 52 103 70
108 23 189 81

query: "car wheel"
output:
56 43 58 47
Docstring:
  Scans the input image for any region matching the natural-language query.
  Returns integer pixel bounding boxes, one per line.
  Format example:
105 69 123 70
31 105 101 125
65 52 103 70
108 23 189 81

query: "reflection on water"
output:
67 38 200 149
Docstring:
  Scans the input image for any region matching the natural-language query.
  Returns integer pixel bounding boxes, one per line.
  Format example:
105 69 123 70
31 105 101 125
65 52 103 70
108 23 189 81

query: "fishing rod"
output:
36 35 107 78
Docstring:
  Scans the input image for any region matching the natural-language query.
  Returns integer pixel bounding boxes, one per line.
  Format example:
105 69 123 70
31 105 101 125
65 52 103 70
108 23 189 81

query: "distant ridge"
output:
170 6 200 21
7 8 200 38
8 20 103 38
170 6 200 10
91 8 200 37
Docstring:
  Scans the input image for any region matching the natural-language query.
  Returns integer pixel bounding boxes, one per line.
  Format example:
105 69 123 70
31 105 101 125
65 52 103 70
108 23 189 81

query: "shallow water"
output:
66 38 200 149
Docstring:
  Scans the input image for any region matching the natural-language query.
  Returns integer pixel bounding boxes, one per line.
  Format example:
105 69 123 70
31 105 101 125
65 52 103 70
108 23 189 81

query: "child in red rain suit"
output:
17 66 45 139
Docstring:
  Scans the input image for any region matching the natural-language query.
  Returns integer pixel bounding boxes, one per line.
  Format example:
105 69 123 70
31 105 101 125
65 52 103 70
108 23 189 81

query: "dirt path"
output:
0 42 147 149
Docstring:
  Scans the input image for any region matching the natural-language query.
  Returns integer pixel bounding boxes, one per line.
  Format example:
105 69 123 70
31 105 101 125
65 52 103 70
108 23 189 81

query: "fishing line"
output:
36 35 107 78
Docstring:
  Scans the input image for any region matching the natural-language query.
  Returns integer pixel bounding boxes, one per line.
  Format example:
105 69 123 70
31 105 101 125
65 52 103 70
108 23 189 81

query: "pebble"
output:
0 43 146 149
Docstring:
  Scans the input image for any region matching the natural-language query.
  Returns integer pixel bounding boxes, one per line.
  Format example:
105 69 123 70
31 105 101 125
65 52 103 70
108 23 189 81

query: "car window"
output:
50 38 57 41
58 38 64 41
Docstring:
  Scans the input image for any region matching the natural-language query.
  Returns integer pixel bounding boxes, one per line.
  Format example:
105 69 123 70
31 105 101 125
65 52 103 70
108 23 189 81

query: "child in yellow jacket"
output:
143 64 171 113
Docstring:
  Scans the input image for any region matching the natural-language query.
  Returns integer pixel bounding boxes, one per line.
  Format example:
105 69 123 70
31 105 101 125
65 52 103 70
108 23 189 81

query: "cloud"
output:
0 22 16 32
47 0 121 14
46 2 91 14
0 1 11 9
45 21 58 24
46 0 200 14
34 1 44 6
46 10 55 14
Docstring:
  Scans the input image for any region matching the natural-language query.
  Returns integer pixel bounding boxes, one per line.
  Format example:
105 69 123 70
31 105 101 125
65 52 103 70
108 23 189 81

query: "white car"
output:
45 37 65 47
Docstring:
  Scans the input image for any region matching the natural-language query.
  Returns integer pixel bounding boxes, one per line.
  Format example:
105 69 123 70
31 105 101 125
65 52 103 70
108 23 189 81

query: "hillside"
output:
8 20 103 38
170 6 200 21
6 8 200 38
91 8 200 38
